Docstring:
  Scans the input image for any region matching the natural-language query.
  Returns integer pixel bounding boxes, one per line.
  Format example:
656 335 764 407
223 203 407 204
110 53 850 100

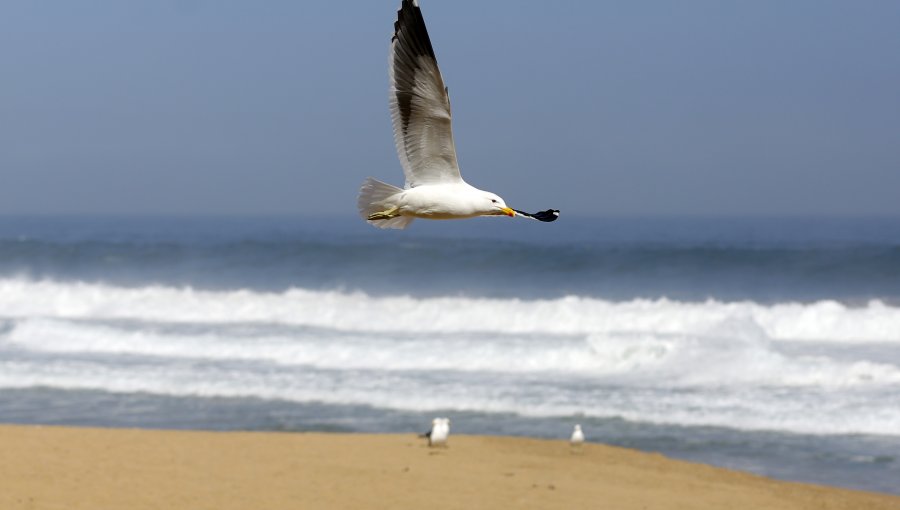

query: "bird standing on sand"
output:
422 417 450 447
570 424 585 446
358 0 559 229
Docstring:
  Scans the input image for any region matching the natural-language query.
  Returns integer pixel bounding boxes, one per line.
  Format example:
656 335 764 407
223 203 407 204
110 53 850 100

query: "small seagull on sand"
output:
570 424 585 446
357 0 559 229
421 417 450 447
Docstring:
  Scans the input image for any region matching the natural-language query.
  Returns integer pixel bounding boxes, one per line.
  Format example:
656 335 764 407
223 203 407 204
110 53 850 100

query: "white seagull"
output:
358 0 559 229
421 417 450 447
570 424 585 446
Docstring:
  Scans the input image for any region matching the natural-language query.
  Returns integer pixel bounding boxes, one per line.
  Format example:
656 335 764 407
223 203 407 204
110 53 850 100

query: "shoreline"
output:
2 424 897 510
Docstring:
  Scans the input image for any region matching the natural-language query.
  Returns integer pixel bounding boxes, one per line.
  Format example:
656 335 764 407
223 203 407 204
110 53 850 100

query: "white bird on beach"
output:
421 417 450 447
570 424 585 446
357 0 559 229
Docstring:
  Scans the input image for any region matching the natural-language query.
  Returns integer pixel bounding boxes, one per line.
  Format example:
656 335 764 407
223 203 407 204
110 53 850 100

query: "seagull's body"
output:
358 0 558 229
570 424 585 446
422 417 450 447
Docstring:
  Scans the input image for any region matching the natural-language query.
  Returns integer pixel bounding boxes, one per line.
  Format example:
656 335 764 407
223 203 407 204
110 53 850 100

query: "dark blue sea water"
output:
1 215 898 494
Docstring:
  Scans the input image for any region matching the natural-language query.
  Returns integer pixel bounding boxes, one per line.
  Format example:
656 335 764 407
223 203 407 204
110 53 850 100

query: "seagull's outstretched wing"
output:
390 0 462 187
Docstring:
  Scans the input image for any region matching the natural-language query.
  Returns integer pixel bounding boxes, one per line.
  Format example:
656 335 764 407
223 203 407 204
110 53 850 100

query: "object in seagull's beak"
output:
532 209 560 222
512 209 560 222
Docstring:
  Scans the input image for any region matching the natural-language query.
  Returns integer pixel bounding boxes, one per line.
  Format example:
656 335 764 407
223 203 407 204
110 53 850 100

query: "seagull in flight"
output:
358 0 559 229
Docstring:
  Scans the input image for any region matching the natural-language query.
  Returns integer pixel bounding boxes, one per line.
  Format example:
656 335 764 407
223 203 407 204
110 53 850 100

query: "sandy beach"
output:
1 425 897 510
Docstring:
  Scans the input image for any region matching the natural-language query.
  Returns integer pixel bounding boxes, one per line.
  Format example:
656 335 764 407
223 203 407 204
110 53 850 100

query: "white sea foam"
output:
1 278 898 342
1 353 898 436
5 314 900 389
2 278 900 436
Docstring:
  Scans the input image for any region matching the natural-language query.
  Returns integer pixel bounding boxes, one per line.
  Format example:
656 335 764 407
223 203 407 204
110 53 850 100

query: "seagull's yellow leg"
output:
367 206 401 221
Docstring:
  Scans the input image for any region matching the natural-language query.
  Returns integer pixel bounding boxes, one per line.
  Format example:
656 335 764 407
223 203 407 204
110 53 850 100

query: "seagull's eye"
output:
491 199 498 203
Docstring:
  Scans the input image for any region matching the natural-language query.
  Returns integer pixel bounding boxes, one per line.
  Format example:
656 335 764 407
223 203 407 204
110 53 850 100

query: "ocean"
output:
1 215 898 494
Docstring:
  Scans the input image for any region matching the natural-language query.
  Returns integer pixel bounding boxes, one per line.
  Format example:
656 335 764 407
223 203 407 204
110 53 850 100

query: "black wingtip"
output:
392 0 436 60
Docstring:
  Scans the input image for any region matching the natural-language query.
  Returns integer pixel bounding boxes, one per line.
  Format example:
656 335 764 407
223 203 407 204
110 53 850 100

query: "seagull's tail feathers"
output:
357 177 414 229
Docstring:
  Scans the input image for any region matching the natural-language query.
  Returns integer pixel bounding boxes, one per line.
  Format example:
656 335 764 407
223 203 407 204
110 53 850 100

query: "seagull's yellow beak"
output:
501 207 516 217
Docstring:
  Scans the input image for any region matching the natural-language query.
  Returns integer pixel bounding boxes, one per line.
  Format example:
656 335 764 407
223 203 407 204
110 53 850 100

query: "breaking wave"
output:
2 278 899 435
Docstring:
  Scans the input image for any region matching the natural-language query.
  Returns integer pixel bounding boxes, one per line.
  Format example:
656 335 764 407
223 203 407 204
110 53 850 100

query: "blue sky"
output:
1 1 899 217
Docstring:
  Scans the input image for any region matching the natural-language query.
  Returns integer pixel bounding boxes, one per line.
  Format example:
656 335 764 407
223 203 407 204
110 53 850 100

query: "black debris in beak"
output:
512 209 560 222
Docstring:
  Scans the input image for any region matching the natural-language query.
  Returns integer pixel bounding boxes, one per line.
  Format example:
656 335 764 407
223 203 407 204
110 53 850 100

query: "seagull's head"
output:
484 192 515 217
